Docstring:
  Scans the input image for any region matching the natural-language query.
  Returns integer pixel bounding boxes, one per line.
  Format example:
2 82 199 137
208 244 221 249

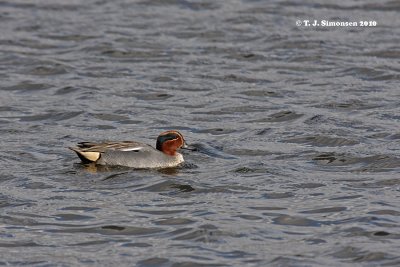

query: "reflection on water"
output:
1 0 400 266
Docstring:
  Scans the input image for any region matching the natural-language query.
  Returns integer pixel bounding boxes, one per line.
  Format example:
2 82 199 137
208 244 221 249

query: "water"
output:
1 0 400 266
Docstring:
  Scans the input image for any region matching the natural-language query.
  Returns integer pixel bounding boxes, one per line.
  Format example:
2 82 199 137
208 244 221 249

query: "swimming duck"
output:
69 130 189 168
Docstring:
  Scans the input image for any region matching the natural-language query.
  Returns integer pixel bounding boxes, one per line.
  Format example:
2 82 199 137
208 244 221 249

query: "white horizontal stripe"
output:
120 147 143 152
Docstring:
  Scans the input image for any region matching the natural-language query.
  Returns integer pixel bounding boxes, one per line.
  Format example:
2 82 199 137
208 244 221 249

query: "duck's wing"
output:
76 141 148 152
69 141 152 163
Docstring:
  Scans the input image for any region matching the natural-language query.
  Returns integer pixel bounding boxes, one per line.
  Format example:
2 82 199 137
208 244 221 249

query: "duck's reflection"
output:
77 162 182 176
78 162 120 173
74 163 195 192
157 167 180 175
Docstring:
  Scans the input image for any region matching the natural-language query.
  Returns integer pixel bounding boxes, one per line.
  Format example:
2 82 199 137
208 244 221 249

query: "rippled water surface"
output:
1 0 400 266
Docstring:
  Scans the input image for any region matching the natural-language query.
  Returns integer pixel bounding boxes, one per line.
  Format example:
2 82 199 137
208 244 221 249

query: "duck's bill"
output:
181 143 197 151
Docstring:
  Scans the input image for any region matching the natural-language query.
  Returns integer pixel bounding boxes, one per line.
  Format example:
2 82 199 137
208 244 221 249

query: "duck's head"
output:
156 130 190 156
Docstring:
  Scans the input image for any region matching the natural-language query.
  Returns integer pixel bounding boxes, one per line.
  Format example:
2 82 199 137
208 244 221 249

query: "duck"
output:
69 130 190 168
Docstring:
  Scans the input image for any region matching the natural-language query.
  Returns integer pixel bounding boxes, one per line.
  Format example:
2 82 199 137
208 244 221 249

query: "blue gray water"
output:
1 0 400 266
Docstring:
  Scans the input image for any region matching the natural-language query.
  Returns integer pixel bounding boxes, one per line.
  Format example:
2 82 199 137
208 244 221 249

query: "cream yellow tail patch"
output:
79 151 101 162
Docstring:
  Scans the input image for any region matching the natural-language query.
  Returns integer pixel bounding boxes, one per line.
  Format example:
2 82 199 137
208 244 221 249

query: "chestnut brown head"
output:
156 130 186 156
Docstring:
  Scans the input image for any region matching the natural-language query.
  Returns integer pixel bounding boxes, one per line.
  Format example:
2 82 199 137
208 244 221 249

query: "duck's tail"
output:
69 147 101 163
